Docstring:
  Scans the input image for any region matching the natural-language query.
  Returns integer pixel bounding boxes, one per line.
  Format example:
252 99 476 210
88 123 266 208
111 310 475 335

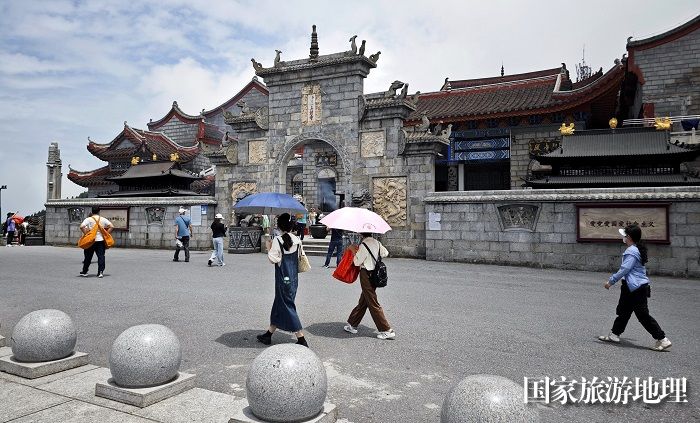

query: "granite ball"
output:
11 309 77 362
441 374 540 423
109 324 181 388
246 344 327 422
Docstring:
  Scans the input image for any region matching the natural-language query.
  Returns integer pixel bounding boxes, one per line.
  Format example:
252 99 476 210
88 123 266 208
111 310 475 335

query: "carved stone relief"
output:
301 84 322 126
248 140 267 164
360 130 386 158
496 204 540 231
145 207 166 225
372 177 407 227
447 165 458 191
68 207 84 223
230 182 257 205
254 106 269 130
225 143 238 164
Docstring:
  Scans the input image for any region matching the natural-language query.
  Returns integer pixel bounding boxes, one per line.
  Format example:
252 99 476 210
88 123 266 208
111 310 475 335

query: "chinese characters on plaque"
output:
576 203 669 243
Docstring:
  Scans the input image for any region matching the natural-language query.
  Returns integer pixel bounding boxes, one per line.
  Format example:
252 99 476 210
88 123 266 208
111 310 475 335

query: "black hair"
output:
360 232 373 238
91 206 101 215
277 213 293 251
6 212 12 218
625 224 648 265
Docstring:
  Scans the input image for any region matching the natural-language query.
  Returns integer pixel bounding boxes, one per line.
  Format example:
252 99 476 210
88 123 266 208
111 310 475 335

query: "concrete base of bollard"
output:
95 371 196 408
0 351 89 379
229 401 337 423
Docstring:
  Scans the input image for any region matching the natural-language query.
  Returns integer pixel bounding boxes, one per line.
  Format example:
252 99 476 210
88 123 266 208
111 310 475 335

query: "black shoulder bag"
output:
362 242 388 288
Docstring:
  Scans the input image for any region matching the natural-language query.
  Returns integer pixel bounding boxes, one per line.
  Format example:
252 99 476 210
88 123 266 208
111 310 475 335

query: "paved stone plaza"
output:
1 246 698 422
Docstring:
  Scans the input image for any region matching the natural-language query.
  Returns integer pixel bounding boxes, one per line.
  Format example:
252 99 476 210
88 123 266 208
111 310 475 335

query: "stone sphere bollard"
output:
109 324 181 388
11 309 77 362
441 374 539 423
246 344 327 422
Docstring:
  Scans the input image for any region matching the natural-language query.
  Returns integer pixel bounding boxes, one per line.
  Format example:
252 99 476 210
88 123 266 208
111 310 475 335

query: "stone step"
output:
302 238 331 256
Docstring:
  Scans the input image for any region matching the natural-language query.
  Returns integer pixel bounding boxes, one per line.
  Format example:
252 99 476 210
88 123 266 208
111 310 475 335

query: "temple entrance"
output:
317 168 337 212
280 139 345 213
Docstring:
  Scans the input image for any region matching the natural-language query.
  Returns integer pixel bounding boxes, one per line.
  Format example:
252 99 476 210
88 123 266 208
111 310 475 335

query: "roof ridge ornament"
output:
559 122 575 135
251 58 264 72
358 40 366 56
368 51 381 63
349 35 357 54
310 25 319 61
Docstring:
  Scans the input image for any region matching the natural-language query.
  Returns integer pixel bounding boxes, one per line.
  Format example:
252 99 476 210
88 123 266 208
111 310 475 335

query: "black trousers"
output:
611 282 665 340
174 236 190 261
6 231 15 245
82 241 106 274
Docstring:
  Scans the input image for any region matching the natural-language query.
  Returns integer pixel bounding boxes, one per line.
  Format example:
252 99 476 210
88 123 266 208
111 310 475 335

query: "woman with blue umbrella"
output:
256 213 309 347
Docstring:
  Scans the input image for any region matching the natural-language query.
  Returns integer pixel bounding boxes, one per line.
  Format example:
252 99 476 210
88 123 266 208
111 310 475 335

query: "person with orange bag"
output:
79 207 113 278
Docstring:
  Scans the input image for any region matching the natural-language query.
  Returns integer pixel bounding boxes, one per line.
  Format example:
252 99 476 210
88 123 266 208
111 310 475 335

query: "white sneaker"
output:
97 273 104 278
343 324 358 334
650 338 672 351
219 263 226 267
598 333 620 343
377 329 396 340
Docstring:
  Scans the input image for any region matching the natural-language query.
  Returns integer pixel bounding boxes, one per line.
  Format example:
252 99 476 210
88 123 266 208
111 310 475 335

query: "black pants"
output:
174 236 190 261
611 282 665 340
6 231 15 245
82 241 106 274
296 223 306 240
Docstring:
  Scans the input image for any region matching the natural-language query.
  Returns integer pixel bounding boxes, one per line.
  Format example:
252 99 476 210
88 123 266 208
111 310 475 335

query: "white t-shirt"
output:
268 233 301 264
80 215 112 241
353 237 389 271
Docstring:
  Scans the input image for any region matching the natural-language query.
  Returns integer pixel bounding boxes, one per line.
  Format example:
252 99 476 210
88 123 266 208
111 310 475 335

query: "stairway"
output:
302 236 331 256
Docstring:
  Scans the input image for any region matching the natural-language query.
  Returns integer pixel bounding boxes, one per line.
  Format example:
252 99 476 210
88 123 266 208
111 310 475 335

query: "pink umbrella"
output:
319 207 392 234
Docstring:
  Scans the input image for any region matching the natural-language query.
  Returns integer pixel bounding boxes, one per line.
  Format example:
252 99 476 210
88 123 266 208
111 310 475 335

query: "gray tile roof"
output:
526 174 700 188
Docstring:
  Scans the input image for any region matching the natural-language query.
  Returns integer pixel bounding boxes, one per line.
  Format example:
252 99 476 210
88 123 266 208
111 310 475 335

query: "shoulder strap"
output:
92 216 102 229
362 242 377 264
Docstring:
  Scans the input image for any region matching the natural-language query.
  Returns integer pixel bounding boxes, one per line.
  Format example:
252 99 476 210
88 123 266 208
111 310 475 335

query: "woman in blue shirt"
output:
599 224 671 351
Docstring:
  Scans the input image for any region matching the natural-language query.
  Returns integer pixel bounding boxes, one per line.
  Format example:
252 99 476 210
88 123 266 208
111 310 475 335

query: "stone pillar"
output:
46 142 62 201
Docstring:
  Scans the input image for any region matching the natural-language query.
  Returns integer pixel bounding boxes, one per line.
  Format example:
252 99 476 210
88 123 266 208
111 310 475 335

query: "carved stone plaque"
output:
360 130 385 158
146 207 166 225
230 182 257 204
301 84 322 126
68 207 84 223
254 106 269 130
372 177 407 227
226 144 238 164
248 140 266 164
497 204 540 231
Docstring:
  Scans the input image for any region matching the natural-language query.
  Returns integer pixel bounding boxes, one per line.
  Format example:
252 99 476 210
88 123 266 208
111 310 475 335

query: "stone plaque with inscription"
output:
301 84 322 126
248 140 267 164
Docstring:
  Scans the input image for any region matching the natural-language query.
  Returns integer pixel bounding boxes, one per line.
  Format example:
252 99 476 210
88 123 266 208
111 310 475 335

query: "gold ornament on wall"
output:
170 152 180 162
608 118 618 129
131 156 140 165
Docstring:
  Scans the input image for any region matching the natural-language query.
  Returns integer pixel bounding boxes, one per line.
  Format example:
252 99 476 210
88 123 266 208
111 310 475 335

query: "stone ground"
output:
0 246 698 423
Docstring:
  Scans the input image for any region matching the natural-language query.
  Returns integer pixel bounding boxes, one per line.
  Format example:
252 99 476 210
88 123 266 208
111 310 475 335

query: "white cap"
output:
215 213 224 219
179 207 186 214
618 228 626 237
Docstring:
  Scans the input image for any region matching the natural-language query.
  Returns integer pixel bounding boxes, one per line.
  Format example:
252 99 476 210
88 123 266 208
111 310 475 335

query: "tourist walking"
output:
322 228 344 268
257 213 308 347
208 213 226 267
308 208 317 225
344 233 395 340
599 224 672 351
79 207 113 278
5 213 16 246
173 207 192 262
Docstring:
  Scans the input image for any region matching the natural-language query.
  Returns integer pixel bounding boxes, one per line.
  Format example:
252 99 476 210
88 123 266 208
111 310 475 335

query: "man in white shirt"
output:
79 207 113 278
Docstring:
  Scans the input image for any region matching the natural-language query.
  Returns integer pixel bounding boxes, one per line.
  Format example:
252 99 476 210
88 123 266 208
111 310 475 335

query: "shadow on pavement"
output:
215 330 269 349
304 322 376 339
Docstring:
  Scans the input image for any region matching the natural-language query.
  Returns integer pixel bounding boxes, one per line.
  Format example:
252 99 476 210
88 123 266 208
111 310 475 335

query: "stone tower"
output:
46 142 62 201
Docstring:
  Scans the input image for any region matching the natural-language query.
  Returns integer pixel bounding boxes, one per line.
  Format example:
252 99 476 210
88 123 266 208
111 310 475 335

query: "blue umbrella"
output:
233 192 307 215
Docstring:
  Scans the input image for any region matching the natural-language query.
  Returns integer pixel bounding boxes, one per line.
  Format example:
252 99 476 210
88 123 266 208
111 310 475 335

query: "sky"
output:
0 0 698 216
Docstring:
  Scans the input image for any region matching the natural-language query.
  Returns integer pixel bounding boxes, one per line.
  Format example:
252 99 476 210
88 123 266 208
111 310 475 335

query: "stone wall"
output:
424 187 700 278
156 118 200 147
45 197 218 250
632 26 700 117
510 124 561 189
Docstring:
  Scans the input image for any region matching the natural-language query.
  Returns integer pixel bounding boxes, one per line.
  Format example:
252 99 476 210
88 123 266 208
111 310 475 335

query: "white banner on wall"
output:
190 205 202 225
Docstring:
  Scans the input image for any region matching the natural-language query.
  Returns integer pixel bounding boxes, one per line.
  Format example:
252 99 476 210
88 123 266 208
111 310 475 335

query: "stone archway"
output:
275 135 351 209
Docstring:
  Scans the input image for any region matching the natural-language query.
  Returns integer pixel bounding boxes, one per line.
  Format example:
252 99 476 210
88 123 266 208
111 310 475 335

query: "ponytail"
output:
637 241 648 265
282 232 293 251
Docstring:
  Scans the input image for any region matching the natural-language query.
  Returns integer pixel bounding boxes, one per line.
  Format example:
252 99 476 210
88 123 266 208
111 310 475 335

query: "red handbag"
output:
332 249 360 284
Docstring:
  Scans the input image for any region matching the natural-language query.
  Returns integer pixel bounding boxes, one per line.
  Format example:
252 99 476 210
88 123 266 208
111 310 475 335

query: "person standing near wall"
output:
79 207 113 278
174 207 192 262
599 224 672 351
5 213 16 247
208 213 226 267
295 206 307 240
